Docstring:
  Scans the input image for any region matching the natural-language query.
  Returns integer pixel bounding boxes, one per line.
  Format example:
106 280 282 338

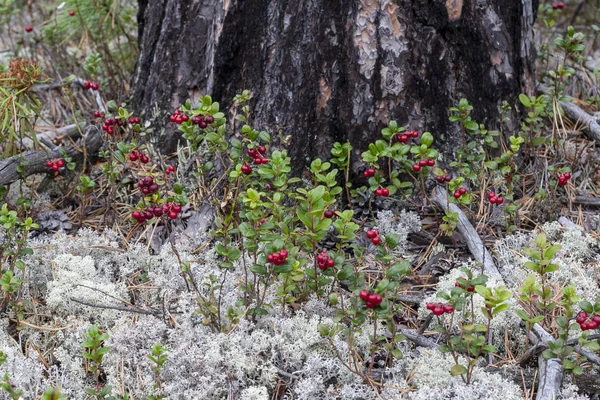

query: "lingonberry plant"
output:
147 343 169 399
82 325 111 398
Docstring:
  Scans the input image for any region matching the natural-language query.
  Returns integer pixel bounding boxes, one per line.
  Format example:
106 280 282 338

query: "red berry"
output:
142 187 150 195
433 306 444 316
397 134 409 143
56 159 65 167
363 171 370 178
106 126 114 135
410 130 419 138
552 2 565 9
280 249 288 258
90 82 99 91
254 158 262 165
371 237 381 245
45 160 53 168
427 159 435 167
453 191 461 199
467 286 475 292
261 158 269 164
412 164 421 172
148 184 159 193
593 315 600 324
445 175 452 183
419 159 427 167
198 121 208 129
324 210 334 218
443 305 454 314
326 258 335 268
366 230 377 239
191 116 201 125
367 168 376 176
168 211 178 219
360 290 370 301
205 115 215 124
588 320 599 330
172 204 182 213
496 197 504 204
426 303 435 310
564 172 571 179
436 176 445 183
381 188 389 197
375 188 383 196
51 164 59 172
257 145 266 154
241 164 252 175
25 25 33 32
458 187 467 195
132 212 141 219
153 208 163 217
267 254 275 263
169 115 177 123
365 302 376 309
140 155 149 164
130 153 138 161
175 115 183 124
69 10 75 16
489 196 497 204
488 192 496 199
143 176 153 186
180 114 188 122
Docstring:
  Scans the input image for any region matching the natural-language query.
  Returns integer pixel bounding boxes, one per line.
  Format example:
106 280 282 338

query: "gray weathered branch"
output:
0 126 102 187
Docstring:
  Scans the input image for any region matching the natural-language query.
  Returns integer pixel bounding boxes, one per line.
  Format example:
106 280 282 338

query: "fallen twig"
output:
399 328 439 349
70 297 162 316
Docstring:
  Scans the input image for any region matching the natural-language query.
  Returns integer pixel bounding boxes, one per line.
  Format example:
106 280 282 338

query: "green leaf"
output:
450 364 467 376
420 132 434 147
519 94 532 108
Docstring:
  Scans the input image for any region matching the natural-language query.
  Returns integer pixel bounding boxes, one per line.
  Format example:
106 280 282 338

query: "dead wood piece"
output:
70 297 162 316
573 196 600 207
430 186 501 278
0 126 102 187
399 328 439 349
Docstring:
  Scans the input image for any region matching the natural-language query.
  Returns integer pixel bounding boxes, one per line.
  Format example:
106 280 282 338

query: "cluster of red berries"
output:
426 302 454 315
436 175 452 184
267 249 289 265
83 80 99 91
191 114 215 129
359 290 383 309
454 281 475 292
576 311 600 331
129 150 149 164
363 167 376 178
137 176 159 195
412 159 435 172
169 110 189 124
453 187 467 199
101 117 122 135
366 229 381 245
557 172 571 186
132 208 160 224
45 158 65 172
248 146 268 165
128 116 141 125
552 2 565 9
317 251 335 270
374 187 390 197
93 111 106 119
396 130 420 143
487 192 504 205
163 202 183 219
166 165 176 175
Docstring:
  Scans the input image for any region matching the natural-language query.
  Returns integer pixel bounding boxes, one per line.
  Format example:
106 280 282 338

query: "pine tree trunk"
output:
132 0 537 172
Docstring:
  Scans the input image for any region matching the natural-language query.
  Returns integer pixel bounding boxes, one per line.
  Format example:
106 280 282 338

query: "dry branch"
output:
0 126 102 187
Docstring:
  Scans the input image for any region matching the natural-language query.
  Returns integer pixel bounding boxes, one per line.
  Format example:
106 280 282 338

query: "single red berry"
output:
367 168 375 176
552 1 565 9
366 230 377 239
69 10 75 16
453 191 461 199
241 164 252 175
443 305 454 314
326 258 335 268
363 171 370 178
458 187 467 195
467 286 475 292
267 254 275 263
181 114 189 122
25 25 33 32
175 115 183 124
205 115 215 124
280 249 288 258
172 204 182 213
496 197 504 204
432 306 444 316
488 192 496 199
489 196 497 204
455 282 461 287
261 158 269 164
148 184 159 193
257 145 266 154
381 188 389 197
564 172 571 179
426 303 435 310
436 176 445 183
593 315 600 324
360 290 370 301
132 212 141 219
90 82 99 91
253 158 261 165
324 210 334 218
398 134 409 143
419 159 428 167
191 116 201 125
365 302 376 309
153 208 163 217
51 164 59 172
168 211 178 219
56 159 65 168
427 159 435 167
45 160 53 168
589 320 599 330
445 175 452 182
375 188 383 196
198 121 208 129
371 236 381 245
169 115 177 123
141 187 150 195
412 164 421 172
410 130 419 138
140 154 149 164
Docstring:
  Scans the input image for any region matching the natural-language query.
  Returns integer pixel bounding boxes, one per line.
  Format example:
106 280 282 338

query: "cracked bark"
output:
132 0 538 174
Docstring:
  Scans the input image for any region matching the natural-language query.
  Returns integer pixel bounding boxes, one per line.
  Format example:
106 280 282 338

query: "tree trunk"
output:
132 0 537 173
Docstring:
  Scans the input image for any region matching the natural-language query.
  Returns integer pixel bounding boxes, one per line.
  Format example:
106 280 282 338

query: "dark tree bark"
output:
132 0 537 173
